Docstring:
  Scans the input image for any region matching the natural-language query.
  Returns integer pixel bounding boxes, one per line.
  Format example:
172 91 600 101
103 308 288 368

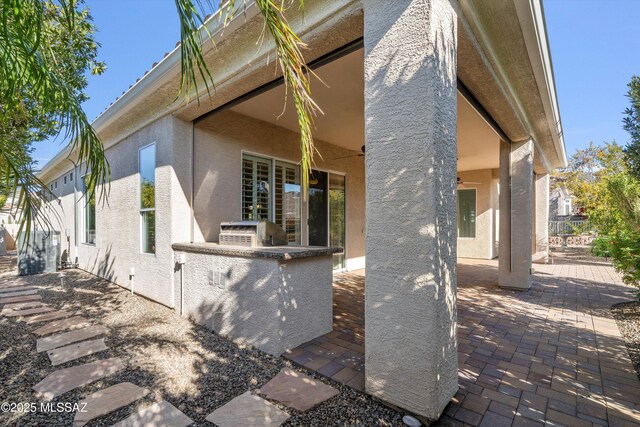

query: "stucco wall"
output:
42 115 192 308
363 0 458 419
193 110 366 270
174 249 333 356
42 164 79 264
456 169 499 259
498 139 533 289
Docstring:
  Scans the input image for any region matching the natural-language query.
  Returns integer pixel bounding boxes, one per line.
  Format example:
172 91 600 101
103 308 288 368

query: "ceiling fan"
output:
457 177 481 185
332 145 365 161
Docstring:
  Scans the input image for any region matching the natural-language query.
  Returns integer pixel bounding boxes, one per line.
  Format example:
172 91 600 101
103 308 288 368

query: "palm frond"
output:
254 0 320 198
0 0 109 240
174 0 216 102
174 0 319 198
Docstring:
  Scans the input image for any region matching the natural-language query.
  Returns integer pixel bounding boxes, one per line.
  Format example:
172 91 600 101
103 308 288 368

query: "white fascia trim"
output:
514 0 567 169
39 1 258 180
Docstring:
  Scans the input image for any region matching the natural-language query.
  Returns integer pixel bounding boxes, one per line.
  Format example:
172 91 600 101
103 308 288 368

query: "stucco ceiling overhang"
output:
39 1 364 181
39 0 565 180
456 0 567 173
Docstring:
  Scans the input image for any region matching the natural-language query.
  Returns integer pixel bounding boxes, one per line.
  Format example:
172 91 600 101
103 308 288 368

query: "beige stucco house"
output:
37 0 566 421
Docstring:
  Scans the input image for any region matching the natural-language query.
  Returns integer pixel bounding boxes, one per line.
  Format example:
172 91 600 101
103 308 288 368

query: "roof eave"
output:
38 2 258 180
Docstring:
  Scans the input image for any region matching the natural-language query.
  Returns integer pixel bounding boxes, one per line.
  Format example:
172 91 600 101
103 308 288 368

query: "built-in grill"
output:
219 220 288 247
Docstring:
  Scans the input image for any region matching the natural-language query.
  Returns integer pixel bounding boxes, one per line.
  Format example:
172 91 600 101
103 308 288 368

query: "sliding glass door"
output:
308 170 328 246
307 170 346 270
329 174 346 269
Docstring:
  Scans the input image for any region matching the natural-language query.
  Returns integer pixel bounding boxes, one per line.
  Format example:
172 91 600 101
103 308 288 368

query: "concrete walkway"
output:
287 257 640 426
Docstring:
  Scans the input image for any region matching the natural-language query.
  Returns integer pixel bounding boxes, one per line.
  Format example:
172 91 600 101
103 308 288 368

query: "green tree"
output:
606 174 640 292
561 141 640 293
1 0 107 236
623 75 640 178
1 0 315 237
557 141 625 231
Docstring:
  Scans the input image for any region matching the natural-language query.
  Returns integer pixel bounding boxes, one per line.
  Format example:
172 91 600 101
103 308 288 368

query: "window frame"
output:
240 151 307 245
564 198 572 216
81 174 96 245
241 153 274 222
457 188 477 239
139 142 157 255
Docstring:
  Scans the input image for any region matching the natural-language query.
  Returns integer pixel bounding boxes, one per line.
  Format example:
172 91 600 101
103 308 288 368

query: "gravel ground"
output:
0 267 405 427
0 252 16 274
612 300 640 382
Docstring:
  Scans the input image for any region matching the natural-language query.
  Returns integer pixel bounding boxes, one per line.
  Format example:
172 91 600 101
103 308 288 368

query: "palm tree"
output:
0 0 317 237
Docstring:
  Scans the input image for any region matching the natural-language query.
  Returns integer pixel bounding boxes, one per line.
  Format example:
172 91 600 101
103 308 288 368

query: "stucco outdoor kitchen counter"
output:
171 242 343 260
172 243 340 356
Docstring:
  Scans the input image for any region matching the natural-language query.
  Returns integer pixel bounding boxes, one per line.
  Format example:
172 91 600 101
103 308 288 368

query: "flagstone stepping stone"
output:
3 306 54 318
47 338 108 366
33 357 125 400
3 300 46 310
24 310 70 324
0 286 35 293
112 400 194 427
0 282 27 289
37 325 108 352
0 289 37 298
206 391 289 427
0 294 42 304
34 316 91 336
73 382 150 427
259 368 339 412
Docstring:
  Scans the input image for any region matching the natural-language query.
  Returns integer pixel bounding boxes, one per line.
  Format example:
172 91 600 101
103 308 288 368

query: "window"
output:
275 161 301 244
564 199 572 216
139 143 156 254
241 154 302 244
242 154 272 221
50 184 53 191
54 181 57 189
82 176 96 244
64 176 67 184
457 189 476 238
69 172 73 181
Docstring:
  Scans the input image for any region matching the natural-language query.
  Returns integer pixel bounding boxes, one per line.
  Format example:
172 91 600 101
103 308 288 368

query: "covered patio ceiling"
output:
230 48 502 172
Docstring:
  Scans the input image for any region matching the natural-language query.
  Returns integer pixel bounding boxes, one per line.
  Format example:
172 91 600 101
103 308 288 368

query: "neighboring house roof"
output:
552 186 570 199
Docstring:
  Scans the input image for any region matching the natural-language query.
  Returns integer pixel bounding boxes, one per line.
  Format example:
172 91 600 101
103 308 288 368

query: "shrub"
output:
591 236 612 257
609 232 640 296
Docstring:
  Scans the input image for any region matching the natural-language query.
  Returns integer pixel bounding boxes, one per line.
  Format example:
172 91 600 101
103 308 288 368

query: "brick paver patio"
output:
286 256 640 426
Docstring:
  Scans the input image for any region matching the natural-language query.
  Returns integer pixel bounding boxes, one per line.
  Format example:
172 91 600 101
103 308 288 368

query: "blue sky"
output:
33 0 640 166
545 0 640 156
33 0 180 166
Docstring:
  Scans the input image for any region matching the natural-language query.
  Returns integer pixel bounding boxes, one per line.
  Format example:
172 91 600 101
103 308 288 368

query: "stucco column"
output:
364 0 458 420
534 174 549 262
499 140 534 289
